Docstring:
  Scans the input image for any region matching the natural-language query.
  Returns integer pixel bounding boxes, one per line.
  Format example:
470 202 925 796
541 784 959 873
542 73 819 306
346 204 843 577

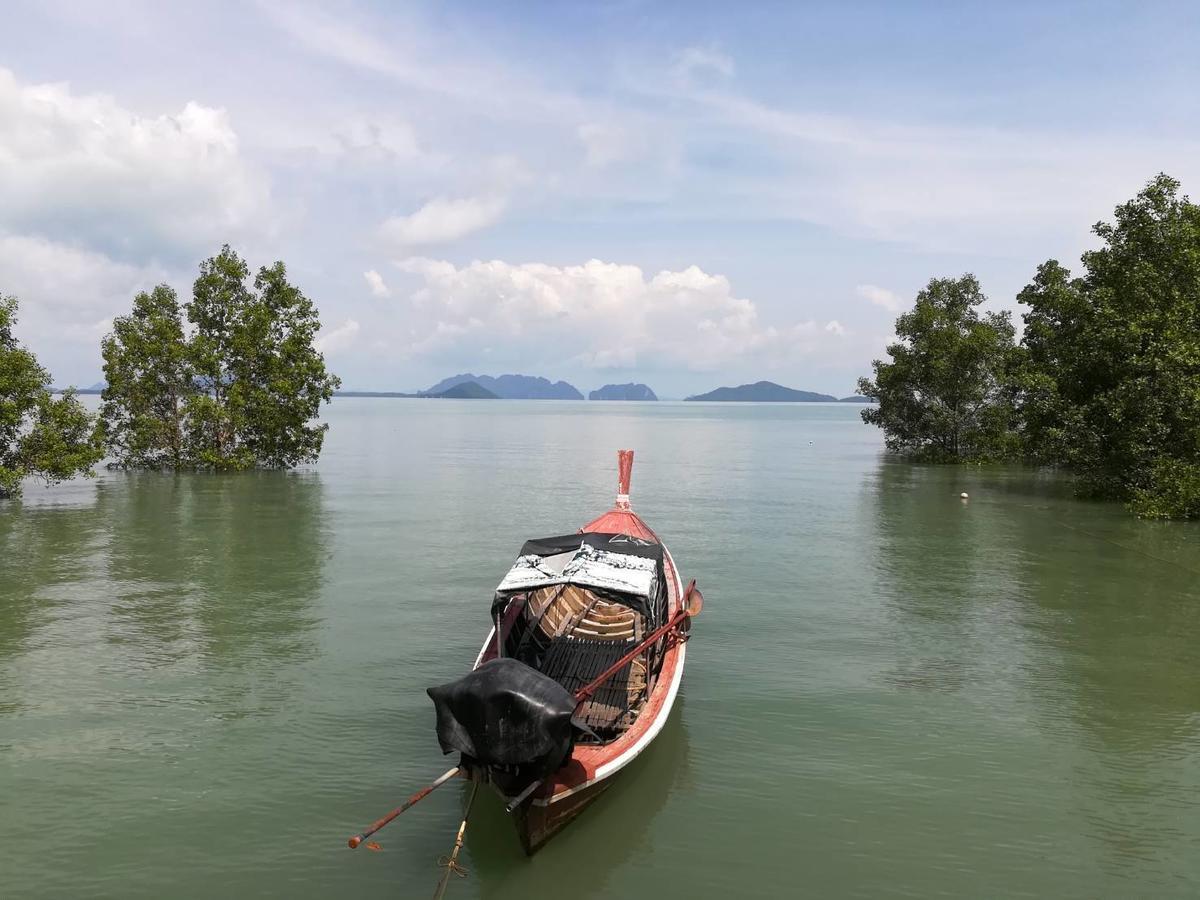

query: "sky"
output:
3 1 1199 397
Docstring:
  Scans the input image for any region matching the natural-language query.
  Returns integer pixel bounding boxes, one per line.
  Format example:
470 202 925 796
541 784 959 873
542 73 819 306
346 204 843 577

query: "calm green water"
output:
2 400 1199 898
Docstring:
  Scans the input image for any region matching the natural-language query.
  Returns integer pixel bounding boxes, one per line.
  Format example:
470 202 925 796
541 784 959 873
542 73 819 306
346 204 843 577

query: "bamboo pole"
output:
347 766 461 849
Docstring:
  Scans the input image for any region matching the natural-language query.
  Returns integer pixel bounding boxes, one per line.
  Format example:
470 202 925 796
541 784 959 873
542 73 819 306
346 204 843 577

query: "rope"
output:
431 782 479 900
1055 518 1200 577
435 856 469 879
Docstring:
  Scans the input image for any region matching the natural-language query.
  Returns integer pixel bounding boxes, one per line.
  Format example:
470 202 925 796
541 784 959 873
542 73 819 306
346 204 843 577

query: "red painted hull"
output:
474 501 688 854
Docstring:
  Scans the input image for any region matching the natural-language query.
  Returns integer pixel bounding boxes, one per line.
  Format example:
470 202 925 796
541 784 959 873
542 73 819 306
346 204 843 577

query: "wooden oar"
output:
347 766 461 849
432 783 480 900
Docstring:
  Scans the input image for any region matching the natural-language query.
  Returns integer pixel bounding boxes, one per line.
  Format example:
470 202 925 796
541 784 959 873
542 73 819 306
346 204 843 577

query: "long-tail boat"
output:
348 449 702 863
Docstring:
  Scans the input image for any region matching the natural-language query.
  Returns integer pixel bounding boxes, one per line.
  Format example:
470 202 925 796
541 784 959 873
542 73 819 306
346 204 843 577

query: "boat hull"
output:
516 776 612 854
473 504 688 854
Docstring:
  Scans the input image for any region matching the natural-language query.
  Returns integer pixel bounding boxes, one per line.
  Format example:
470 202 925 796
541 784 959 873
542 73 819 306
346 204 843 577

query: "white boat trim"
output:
472 627 494 670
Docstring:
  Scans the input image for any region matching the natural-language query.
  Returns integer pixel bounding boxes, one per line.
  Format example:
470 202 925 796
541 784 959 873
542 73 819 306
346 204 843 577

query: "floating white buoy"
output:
960 492 969 499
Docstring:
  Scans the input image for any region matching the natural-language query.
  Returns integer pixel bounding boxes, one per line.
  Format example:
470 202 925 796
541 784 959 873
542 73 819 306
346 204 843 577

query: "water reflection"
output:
1003 496 1200 877
469 704 693 900
868 457 1200 885
868 461 1016 694
106 473 327 667
1 471 328 718
0 491 107 714
1012 529 1200 755
869 458 1200 746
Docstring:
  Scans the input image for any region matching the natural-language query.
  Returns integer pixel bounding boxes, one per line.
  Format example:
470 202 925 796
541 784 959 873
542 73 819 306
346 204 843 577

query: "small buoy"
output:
960 492 969 499
808 440 813 445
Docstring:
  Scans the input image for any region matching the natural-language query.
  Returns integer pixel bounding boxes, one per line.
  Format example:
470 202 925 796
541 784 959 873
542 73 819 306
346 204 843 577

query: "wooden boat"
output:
436 449 701 854
346 449 701 868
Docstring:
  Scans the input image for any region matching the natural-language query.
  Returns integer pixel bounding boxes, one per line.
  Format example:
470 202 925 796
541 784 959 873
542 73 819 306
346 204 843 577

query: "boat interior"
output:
499 583 662 743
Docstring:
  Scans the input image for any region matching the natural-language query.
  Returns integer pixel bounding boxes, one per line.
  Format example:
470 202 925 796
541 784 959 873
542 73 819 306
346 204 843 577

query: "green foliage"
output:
101 246 341 471
101 285 192 469
0 295 103 498
1017 174 1200 517
857 275 1020 461
1128 459 1200 519
241 261 340 467
185 246 255 470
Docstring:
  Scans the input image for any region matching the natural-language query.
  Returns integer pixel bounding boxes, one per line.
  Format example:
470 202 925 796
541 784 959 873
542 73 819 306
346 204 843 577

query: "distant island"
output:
436 381 498 399
685 381 838 402
423 373 583 400
89 375 867 405
54 381 106 394
589 383 658 401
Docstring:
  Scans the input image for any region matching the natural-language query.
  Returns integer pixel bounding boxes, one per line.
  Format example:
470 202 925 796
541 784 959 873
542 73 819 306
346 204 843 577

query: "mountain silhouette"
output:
422 373 583 400
685 381 837 402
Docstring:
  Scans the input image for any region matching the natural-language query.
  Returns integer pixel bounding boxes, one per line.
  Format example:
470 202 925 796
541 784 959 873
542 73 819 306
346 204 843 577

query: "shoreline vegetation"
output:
1 296 103 497
858 174 1200 520
2 246 339 497
10 175 1199 520
98 247 339 472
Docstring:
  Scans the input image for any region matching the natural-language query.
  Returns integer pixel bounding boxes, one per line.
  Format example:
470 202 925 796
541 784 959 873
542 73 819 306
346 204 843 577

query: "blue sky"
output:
3 1 1199 396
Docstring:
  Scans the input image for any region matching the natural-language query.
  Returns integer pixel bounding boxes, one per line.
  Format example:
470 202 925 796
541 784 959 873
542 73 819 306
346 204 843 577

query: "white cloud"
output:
673 47 735 84
363 269 391 297
60 316 116 345
825 319 846 335
391 257 827 371
335 118 424 161
315 319 360 354
856 284 905 312
578 122 633 168
0 234 167 325
0 233 171 382
380 196 506 247
0 67 267 257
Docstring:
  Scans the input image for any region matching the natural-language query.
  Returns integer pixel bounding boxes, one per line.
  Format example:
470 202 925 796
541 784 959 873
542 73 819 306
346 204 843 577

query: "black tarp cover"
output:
518 532 664 563
426 658 577 776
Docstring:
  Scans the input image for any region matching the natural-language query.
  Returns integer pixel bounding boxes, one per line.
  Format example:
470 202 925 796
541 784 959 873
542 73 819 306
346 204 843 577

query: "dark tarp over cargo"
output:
426 658 578 778
518 532 664 563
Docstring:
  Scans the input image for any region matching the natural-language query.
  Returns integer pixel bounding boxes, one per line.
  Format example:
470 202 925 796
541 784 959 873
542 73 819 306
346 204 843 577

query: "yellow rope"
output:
431 783 479 899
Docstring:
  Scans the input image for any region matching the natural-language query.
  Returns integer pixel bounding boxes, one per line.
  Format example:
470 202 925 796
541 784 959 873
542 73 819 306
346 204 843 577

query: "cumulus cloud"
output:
0 234 166 325
391 257 825 371
0 67 267 259
315 319 360 354
363 269 391 297
380 196 506 247
856 284 905 312
0 233 172 382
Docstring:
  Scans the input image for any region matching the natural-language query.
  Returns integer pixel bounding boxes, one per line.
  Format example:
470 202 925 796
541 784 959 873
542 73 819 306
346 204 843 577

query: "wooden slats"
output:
520 584 649 738
528 584 639 642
